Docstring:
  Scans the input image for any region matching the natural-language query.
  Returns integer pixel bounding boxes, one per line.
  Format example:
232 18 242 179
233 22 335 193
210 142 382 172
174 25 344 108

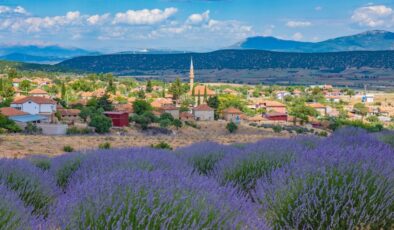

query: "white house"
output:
11 96 57 122
362 94 374 103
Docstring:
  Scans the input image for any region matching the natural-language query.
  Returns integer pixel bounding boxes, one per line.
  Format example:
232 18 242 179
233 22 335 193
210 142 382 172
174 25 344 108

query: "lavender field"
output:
0 128 393 230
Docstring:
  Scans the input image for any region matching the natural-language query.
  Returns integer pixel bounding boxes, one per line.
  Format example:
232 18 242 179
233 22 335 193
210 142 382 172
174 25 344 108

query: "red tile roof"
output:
308 103 326 109
0 107 28 117
12 96 56 105
160 104 178 111
58 109 80 116
193 104 214 111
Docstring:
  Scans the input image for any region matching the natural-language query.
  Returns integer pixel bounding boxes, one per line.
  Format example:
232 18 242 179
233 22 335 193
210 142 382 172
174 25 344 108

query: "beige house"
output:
192 104 214 121
159 105 180 119
222 107 243 122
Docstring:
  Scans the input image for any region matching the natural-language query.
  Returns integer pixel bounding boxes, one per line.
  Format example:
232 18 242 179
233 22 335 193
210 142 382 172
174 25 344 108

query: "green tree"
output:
289 102 318 125
89 114 112 133
19 80 31 94
169 77 184 100
132 100 152 115
7 68 18 79
106 74 116 94
97 94 113 111
226 121 238 133
346 89 355 99
146 80 153 93
137 89 146 99
61 82 66 100
0 114 21 133
131 111 156 130
203 86 208 103
197 91 201 105
354 103 369 121
173 119 183 129
207 96 220 120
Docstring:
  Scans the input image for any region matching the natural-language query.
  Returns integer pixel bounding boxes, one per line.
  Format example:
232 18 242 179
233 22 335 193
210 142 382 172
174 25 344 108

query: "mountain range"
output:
230 30 394 52
0 45 98 64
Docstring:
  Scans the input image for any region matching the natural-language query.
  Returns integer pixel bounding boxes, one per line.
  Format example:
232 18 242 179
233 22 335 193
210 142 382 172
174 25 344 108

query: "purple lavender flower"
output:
47 169 268 229
0 158 59 217
256 128 394 229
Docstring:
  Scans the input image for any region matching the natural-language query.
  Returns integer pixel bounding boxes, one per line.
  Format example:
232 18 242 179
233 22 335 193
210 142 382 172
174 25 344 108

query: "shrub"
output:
226 121 238 133
66 126 94 135
0 159 58 217
48 170 265 229
151 141 172 150
0 185 35 229
63 145 74 152
318 131 328 137
272 125 282 133
24 122 42 135
89 114 112 133
256 132 394 229
50 154 83 190
29 156 51 171
98 142 111 149
185 120 200 129
0 114 21 133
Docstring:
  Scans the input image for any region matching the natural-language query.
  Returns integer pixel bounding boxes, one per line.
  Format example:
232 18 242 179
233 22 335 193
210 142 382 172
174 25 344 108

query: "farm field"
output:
0 121 289 158
0 127 392 229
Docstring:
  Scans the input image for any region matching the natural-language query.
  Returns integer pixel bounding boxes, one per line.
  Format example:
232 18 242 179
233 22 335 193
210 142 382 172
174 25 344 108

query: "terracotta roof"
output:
151 98 173 108
0 107 28 117
193 104 214 111
58 109 80 116
223 107 243 114
12 96 56 105
29 89 48 94
261 100 285 107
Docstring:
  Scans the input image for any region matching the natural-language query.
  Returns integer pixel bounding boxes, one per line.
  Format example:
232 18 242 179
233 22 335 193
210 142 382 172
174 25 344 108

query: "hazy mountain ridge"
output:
232 30 394 52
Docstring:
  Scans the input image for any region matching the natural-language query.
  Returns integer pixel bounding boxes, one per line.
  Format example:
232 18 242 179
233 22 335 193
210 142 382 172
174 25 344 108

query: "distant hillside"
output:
56 49 394 73
0 45 99 63
232 30 394 52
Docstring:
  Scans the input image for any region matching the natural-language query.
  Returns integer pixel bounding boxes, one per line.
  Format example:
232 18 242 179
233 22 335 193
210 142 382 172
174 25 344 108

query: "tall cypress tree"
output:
203 86 208 103
197 91 201 105
61 82 66 100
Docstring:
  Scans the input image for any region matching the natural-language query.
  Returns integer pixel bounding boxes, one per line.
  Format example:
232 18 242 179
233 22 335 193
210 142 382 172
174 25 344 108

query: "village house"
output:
192 104 214 121
151 98 173 109
179 112 194 121
275 91 291 100
259 100 287 114
222 107 243 123
29 89 49 98
265 112 288 122
326 95 341 103
57 108 81 123
12 78 22 88
362 94 374 103
0 107 47 124
11 96 57 122
159 104 180 119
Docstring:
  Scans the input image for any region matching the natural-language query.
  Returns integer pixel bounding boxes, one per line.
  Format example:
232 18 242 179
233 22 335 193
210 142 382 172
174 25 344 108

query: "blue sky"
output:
0 0 393 52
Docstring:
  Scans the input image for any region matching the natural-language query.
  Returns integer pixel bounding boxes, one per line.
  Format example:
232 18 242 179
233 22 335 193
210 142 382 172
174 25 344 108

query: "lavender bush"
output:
0 159 58 217
214 138 308 194
48 169 267 229
256 129 394 229
49 153 84 190
177 142 231 175
0 185 35 230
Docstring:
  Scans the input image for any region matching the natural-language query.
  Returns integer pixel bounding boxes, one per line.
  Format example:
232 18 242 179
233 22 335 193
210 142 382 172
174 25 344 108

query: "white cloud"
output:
315 6 323 11
23 11 82 32
0 5 28 15
187 10 210 25
292 32 303 40
113 8 177 25
87 13 110 25
286 20 312 28
351 5 393 27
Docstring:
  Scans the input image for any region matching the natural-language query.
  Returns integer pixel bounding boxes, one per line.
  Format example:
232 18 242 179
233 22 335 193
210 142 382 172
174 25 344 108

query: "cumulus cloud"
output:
187 10 210 24
351 5 393 27
286 20 312 28
113 8 177 25
23 11 82 32
0 5 28 15
87 13 110 25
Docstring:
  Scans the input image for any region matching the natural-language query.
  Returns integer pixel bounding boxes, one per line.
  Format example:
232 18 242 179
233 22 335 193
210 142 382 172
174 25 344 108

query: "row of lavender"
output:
0 128 393 229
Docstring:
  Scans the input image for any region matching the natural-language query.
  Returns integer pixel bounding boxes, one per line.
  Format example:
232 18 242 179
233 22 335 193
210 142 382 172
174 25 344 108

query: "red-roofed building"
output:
28 89 49 98
307 103 327 116
192 104 214 121
0 107 28 117
159 104 180 119
222 107 243 122
11 96 56 122
259 100 287 113
265 112 288 121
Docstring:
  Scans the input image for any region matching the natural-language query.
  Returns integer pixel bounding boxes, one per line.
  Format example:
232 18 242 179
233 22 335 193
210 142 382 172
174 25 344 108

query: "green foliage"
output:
89 114 112 133
0 114 21 133
169 77 185 100
99 142 111 149
272 125 282 133
289 101 319 124
329 118 383 132
133 100 152 115
151 141 173 150
353 103 368 118
207 96 220 120
63 145 74 152
226 121 238 133
185 120 200 129
146 80 153 93
97 94 113 111
173 119 183 129
366 115 379 123
218 94 245 114
30 157 51 171
19 80 31 93
66 126 94 135
131 111 157 130
24 123 42 135
55 157 82 189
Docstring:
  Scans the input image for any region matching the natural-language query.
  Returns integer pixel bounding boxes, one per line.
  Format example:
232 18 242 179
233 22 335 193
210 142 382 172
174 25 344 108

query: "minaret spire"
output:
189 57 194 92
